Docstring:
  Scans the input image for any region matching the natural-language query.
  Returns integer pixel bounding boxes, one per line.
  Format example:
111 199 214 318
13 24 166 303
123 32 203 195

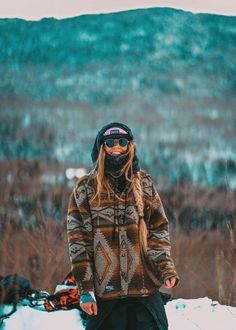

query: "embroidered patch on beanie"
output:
103 127 128 136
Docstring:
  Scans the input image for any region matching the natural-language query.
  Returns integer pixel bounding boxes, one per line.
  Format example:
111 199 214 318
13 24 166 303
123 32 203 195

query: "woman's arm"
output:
80 291 97 315
67 179 95 294
146 177 180 287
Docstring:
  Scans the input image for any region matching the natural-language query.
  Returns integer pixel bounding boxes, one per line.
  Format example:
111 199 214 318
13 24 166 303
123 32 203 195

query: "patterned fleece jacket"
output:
67 169 180 300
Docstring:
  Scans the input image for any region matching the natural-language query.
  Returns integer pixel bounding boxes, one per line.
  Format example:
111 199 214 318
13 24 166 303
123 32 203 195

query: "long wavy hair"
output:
90 140 148 252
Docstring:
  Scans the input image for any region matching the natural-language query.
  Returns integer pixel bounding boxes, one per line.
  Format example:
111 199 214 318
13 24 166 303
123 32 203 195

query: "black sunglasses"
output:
104 138 129 148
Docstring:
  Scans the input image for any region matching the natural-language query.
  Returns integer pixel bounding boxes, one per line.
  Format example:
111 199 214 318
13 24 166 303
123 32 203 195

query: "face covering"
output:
104 149 140 178
104 151 129 176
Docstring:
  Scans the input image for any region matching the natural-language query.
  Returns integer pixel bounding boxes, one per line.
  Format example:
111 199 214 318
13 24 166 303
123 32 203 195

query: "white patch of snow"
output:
65 168 87 180
56 77 77 87
1 305 84 330
23 114 31 127
166 297 236 330
54 144 74 160
1 297 236 330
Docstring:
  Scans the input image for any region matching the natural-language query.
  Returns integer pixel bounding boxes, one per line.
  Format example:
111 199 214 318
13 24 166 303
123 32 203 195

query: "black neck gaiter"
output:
105 152 129 176
104 152 140 194
105 152 140 175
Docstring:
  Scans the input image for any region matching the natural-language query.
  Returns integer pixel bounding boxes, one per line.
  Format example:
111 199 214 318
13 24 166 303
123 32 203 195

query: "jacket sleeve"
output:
67 179 95 293
145 176 180 287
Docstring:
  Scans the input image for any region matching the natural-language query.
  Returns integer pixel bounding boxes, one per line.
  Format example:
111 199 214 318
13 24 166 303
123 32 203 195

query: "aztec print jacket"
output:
67 169 180 300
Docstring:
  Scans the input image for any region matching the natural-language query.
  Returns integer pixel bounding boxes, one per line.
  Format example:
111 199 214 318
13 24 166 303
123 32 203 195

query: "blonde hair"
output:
91 141 148 252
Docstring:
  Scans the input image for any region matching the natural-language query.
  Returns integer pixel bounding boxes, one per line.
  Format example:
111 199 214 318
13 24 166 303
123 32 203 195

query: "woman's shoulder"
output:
139 169 160 195
139 169 155 183
74 169 96 191
75 174 89 189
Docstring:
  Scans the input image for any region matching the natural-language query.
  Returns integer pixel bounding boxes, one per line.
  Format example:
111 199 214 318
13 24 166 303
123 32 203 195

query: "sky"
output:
0 0 236 20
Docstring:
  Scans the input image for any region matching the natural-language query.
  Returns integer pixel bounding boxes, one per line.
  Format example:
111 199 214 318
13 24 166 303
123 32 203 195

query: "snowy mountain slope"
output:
0 8 236 190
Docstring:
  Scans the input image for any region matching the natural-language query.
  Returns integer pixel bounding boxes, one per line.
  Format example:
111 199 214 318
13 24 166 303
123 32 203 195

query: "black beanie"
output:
91 122 134 165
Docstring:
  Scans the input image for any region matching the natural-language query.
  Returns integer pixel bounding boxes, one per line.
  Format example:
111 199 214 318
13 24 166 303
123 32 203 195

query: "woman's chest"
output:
89 200 139 228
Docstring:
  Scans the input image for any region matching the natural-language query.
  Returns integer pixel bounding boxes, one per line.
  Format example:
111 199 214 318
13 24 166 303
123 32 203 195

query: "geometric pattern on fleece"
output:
67 169 180 298
94 231 118 292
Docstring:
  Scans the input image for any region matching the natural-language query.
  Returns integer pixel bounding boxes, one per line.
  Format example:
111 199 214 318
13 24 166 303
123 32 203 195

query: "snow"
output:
1 305 84 330
166 297 236 330
1 297 236 330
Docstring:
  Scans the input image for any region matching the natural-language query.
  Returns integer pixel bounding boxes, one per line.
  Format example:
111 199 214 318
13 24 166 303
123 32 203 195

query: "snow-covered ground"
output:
1 297 236 330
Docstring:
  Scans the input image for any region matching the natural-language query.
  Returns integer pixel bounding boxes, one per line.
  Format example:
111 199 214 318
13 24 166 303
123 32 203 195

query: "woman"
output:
67 122 180 330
